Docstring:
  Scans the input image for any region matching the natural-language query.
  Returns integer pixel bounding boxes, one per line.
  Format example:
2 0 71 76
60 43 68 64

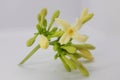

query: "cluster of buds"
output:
19 8 95 76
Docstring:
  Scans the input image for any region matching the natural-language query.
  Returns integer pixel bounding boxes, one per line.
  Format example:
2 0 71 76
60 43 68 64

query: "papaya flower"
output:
55 8 93 45
39 35 49 49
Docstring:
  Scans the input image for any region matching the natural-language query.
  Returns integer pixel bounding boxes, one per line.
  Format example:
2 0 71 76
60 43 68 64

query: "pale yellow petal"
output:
80 8 88 18
73 8 88 31
55 18 70 31
81 13 94 24
72 32 88 42
73 18 83 31
59 32 70 45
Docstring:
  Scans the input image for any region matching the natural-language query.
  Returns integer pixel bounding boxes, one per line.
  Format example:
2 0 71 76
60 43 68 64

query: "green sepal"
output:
54 53 59 60
53 43 59 51
43 19 47 27
36 24 45 34
61 46 76 54
51 31 64 37
36 24 41 33
49 27 58 34
49 40 58 45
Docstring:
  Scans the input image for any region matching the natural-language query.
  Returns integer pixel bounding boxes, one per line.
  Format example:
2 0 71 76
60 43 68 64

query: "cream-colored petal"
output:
72 32 88 42
59 32 70 45
81 13 94 24
73 18 83 31
55 18 70 31
80 8 88 18
73 8 89 31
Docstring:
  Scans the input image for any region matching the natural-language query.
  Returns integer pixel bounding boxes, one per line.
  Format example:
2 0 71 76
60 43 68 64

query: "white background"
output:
0 0 120 80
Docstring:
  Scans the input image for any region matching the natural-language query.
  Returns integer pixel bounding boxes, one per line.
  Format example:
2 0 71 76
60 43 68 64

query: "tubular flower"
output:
39 35 49 49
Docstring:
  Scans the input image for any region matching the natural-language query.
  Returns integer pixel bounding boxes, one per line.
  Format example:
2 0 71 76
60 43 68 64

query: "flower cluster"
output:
19 8 95 76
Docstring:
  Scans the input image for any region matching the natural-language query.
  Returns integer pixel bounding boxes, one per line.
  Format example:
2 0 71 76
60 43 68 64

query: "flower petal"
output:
73 18 83 31
59 32 70 45
80 8 88 18
55 18 70 31
72 32 88 42
81 13 94 24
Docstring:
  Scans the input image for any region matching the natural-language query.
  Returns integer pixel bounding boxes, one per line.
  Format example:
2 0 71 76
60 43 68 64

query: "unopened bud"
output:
40 8 47 17
37 13 41 22
48 10 60 31
39 35 49 49
52 10 60 21
26 37 35 47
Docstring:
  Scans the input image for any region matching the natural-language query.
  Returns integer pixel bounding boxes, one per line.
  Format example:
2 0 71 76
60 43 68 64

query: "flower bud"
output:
39 35 49 49
40 8 47 17
26 37 35 47
48 10 60 31
37 8 47 22
52 10 60 21
37 13 41 22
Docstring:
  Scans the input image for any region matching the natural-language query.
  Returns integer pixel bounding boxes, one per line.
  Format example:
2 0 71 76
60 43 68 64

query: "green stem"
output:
48 21 53 31
19 44 40 65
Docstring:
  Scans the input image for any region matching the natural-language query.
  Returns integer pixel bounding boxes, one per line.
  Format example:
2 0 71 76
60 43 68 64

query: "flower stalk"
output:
19 44 40 65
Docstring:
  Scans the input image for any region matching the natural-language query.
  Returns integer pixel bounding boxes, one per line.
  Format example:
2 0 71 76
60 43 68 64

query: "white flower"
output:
39 35 49 49
55 8 93 45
